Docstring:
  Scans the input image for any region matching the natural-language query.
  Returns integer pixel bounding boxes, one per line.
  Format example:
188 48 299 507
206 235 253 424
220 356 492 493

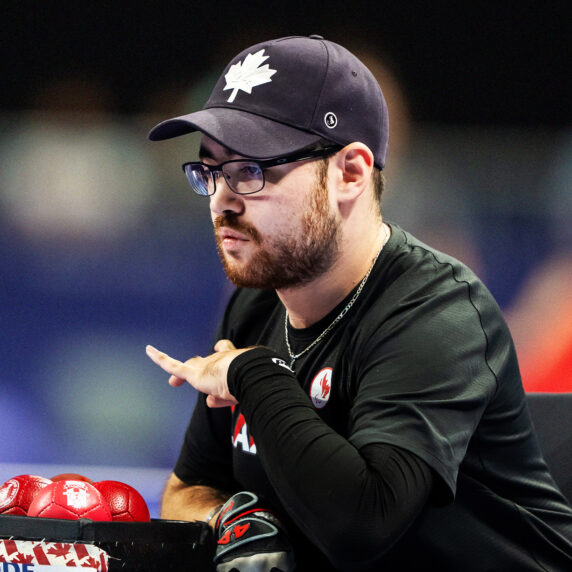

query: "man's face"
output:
202 137 342 290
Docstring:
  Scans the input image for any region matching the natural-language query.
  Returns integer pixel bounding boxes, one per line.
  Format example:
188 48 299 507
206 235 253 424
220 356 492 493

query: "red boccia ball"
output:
50 473 94 484
94 480 150 522
28 480 112 521
0 474 52 516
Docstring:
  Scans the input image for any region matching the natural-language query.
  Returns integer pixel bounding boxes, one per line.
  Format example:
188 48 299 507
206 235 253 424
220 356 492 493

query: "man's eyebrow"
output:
198 143 236 162
198 144 216 161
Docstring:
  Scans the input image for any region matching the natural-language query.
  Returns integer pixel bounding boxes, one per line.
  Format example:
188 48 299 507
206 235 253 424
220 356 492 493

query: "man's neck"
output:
278 222 389 329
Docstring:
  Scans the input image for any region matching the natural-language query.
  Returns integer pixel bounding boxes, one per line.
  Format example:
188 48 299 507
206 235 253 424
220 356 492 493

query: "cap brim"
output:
148 107 323 158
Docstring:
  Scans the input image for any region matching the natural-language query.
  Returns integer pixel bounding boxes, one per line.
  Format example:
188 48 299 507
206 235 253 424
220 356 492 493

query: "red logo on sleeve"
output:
232 412 257 454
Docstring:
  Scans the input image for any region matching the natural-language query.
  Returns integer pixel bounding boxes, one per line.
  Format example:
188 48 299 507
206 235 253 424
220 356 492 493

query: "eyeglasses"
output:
181 146 342 197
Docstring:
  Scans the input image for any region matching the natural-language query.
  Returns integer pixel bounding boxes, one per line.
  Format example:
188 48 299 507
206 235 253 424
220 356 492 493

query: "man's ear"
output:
332 143 374 202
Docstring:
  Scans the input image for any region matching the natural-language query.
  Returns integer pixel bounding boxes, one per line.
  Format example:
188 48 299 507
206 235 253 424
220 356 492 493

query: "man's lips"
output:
218 228 251 251
214 216 260 251
219 228 250 242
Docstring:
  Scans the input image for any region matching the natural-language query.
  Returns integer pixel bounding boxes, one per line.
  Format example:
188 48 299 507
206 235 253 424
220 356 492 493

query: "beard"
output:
213 165 341 290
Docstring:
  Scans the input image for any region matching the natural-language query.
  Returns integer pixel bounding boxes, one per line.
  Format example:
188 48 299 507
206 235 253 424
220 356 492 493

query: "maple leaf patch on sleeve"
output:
224 49 277 103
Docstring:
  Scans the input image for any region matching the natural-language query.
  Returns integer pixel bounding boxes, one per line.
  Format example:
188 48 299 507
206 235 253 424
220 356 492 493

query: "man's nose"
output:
209 172 244 216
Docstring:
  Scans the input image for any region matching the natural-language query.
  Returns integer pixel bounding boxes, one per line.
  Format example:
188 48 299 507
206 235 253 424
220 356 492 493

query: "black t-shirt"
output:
174 223 572 570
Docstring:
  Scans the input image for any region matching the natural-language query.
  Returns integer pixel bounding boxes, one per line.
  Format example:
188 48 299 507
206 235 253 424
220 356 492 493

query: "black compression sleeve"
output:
228 347 433 569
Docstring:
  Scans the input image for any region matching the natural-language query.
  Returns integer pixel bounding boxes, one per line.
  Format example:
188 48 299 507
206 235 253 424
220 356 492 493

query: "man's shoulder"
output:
385 223 485 292
367 223 504 334
389 224 471 269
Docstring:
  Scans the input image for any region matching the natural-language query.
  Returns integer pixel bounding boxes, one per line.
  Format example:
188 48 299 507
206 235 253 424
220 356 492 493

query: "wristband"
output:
204 503 224 525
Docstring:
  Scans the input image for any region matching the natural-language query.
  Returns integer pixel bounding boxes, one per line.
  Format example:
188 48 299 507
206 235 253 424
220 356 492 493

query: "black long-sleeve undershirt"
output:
227 347 434 570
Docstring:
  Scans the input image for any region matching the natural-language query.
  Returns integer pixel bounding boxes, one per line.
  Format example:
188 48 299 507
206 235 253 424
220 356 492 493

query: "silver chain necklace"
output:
284 224 390 370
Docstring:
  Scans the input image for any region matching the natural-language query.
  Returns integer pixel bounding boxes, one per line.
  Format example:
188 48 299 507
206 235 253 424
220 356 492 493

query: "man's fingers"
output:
146 345 188 378
214 339 236 352
169 375 186 387
146 343 241 407
206 394 237 408
147 345 213 394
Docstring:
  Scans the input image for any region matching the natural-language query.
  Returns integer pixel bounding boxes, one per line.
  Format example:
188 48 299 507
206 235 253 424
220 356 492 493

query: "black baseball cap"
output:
149 35 389 169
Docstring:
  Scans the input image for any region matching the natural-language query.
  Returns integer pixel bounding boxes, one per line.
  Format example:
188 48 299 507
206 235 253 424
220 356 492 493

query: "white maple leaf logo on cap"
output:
224 49 277 103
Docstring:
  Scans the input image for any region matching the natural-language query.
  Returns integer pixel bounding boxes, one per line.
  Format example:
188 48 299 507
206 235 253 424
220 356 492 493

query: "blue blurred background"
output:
1 2 571 516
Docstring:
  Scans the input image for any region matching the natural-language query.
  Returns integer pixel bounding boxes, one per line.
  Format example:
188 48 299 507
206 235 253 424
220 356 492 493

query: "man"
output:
146 35 572 570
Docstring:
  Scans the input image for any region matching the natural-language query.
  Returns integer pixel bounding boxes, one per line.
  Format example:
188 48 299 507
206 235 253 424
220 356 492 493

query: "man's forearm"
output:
160 472 229 527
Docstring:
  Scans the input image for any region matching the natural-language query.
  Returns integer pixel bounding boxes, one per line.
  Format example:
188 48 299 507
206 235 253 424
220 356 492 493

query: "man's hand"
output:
214 491 296 572
146 339 251 407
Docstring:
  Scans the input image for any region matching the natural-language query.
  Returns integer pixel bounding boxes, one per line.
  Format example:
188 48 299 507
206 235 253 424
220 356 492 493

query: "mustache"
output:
213 214 261 244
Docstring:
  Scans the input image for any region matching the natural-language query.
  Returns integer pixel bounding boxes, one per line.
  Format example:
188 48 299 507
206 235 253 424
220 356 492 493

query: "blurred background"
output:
1 1 571 516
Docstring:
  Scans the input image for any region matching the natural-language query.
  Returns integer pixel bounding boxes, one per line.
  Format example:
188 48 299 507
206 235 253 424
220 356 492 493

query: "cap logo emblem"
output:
224 49 277 103
324 112 338 129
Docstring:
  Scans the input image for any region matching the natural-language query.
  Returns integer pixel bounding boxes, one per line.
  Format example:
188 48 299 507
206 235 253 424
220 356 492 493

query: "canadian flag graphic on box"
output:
0 539 108 571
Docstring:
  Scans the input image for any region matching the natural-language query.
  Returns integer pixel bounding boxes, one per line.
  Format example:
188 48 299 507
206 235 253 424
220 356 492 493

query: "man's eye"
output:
238 164 262 177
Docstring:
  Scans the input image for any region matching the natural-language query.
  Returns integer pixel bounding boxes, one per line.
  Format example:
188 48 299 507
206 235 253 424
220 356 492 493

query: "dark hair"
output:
372 167 385 213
